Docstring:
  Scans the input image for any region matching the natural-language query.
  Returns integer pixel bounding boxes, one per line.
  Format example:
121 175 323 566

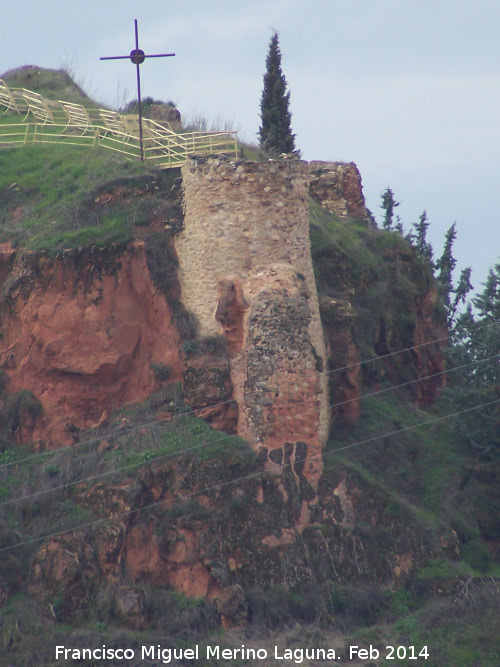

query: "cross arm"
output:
100 53 175 61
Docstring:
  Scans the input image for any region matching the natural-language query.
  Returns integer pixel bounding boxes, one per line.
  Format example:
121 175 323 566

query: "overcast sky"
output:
2 0 499 291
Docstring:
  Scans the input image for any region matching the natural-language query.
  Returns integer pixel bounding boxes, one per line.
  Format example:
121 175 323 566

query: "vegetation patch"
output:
0 144 170 251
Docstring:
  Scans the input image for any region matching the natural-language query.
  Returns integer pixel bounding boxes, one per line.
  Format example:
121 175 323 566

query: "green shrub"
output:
4 390 42 434
174 306 199 341
199 335 227 357
150 363 173 381
182 339 199 356
461 539 492 573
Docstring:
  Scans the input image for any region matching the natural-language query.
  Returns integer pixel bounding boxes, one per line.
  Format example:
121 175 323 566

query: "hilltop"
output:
2 66 96 106
0 69 498 667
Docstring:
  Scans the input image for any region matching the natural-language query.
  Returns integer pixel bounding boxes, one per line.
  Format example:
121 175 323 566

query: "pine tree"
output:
447 262 500 456
259 32 297 156
451 266 473 323
380 187 400 230
435 223 458 312
412 210 434 264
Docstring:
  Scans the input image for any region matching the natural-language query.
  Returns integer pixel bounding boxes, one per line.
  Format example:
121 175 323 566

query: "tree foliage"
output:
387 200 473 328
258 32 297 156
380 187 400 230
412 210 433 264
435 223 458 312
447 263 500 456
377 189 495 454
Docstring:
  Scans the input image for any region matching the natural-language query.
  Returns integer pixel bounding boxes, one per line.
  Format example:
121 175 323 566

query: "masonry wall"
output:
177 155 329 488
309 161 368 221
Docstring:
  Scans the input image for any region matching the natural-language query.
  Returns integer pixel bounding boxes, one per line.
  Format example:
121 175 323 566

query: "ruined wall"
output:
177 156 329 488
309 161 368 221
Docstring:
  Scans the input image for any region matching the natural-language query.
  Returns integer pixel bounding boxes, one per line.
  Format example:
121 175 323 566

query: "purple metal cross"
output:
100 19 175 161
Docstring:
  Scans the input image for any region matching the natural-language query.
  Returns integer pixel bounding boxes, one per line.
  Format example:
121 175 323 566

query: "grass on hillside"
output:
323 388 500 665
0 384 253 528
0 65 268 254
0 385 256 629
2 66 97 107
0 139 266 253
327 389 496 576
2 571 498 666
0 144 179 251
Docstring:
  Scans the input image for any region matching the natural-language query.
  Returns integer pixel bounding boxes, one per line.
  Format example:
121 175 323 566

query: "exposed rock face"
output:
177 156 329 488
319 294 361 425
312 227 447 424
217 584 248 629
149 104 182 132
215 278 248 354
411 283 448 405
309 161 368 221
363 248 447 405
26 454 454 624
183 354 239 433
0 241 183 446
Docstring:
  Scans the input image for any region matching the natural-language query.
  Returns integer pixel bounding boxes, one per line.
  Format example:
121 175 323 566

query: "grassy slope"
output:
2 66 99 107
0 144 186 251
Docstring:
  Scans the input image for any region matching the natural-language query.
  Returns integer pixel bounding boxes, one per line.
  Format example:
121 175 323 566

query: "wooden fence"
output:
0 79 238 168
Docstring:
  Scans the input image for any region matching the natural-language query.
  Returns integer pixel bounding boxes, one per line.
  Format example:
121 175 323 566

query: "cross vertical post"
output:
133 20 144 161
100 19 175 161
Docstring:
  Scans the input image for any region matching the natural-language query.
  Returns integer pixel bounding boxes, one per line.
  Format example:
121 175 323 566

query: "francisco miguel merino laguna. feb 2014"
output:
55 643 431 662
55 644 341 663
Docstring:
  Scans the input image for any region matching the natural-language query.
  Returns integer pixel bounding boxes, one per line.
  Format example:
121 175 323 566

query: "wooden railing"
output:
0 79 238 168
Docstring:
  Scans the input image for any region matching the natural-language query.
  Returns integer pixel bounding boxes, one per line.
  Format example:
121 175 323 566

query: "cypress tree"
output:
259 32 297 156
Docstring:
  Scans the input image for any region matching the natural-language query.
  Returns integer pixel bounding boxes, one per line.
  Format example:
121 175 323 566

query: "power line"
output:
329 353 499 409
1 318 497 472
1 396 498 555
322 318 498 376
325 398 500 458
1 353 497 508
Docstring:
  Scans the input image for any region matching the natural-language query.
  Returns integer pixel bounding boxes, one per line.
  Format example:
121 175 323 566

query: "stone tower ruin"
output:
176 155 329 489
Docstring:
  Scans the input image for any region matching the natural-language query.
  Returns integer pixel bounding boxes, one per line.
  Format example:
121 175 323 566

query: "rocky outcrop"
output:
363 247 447 405
26 453 454 625
149 103 182 131
411 283 448 405
312 222 447 424
309 161 368 221
183 354 239 433
319 294 361 425
0 241 183 446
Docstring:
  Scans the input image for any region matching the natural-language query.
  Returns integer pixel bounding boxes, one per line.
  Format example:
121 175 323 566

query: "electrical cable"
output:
328 353 498 409
1 395 498 554
321 318 497 375
0 318 497 472
1 353 497 508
